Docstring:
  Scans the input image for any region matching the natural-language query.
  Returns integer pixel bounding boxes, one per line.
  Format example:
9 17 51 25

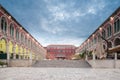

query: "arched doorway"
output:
0 38 7 59
27 50 30 59
19 46 23 59
107 41 114 59
114 38 120 59
24 48 26 59
9 41 13 59
15 44 19 59
0 38 7 53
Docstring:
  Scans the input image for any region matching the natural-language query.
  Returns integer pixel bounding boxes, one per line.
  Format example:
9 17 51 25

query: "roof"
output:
0 4 43 47
80 6 120 47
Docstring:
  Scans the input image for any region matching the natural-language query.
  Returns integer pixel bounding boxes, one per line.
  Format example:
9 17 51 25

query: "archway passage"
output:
15 44 19 59
9 41 13 54
114 38 120 59
9 41 13 59
108 38 120 59
0 38 6 53
20 46 23 59
0 38 7 59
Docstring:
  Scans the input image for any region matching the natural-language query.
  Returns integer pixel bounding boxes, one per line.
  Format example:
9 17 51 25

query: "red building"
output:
46 45 76 60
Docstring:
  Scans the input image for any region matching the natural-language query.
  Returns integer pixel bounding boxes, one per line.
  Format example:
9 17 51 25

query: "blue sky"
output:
0 0 120 47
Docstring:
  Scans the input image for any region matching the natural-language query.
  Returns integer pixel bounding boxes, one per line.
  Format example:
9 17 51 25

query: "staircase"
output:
32 60 91 68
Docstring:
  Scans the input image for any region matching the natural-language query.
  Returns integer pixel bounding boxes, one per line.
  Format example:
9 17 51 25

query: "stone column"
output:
114 52 117 68
29 52 32 66
93 53 96 60
27 50 28 59
6 42 10 66
23 48 25 59
13 46 16 59
18 47 21 59
85 55 88 61
115 52 117 60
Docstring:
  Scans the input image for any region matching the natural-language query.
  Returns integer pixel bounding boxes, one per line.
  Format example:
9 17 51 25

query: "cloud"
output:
2 0 118 47
88 7 96 14
40 18 67 34
37 37 85 47
86 0 106 15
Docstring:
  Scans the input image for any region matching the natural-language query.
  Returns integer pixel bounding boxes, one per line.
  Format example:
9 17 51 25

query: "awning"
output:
108 45 120 53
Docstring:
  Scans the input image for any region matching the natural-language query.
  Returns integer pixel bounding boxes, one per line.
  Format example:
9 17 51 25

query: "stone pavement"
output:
33 60 91 68
0 67 120 80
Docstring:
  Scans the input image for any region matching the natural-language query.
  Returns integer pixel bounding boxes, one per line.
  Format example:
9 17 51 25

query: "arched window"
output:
1 17 7 32
114 19 120 33
10 24 14 37
21 33 23 42
98 34 101 42
94 37 97 44
102 29 106 39
16 29 19 40
24 36 27 44
107 25 112 37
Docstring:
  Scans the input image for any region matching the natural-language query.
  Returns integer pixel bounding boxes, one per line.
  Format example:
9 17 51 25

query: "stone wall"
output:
115 60 120 68
9 59 34 67
0 59 7 63
87 60 120 68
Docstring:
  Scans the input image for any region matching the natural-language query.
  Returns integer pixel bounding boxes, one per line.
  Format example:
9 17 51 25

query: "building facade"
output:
46 45 76 60
76 7 120 59
0 5 46 66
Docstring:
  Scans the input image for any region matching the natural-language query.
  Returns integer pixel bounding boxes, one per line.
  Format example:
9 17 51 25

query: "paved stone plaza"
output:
0 68 120 80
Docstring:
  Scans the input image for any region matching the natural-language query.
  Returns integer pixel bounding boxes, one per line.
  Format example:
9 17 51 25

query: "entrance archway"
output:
0 38 7 53
20 46 23 59
114 38 120 59
15 44 19 59
9 41 13 59
0 38 7 59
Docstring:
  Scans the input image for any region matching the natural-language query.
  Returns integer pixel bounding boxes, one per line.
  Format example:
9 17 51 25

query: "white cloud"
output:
88 7 96 14
37 37 85 47
38 0 106 46
87 0 106 15
40 18 67 34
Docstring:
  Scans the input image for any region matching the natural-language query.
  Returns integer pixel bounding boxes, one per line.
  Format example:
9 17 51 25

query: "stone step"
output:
32 60 91 68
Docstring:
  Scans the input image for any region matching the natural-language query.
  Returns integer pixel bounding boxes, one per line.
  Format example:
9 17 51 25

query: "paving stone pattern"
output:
0 68 120 80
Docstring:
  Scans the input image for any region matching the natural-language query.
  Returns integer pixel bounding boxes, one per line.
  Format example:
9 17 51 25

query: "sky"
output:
0 0 120 47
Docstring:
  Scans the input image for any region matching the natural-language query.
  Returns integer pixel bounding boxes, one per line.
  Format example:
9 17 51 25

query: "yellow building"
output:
0 5 46 66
